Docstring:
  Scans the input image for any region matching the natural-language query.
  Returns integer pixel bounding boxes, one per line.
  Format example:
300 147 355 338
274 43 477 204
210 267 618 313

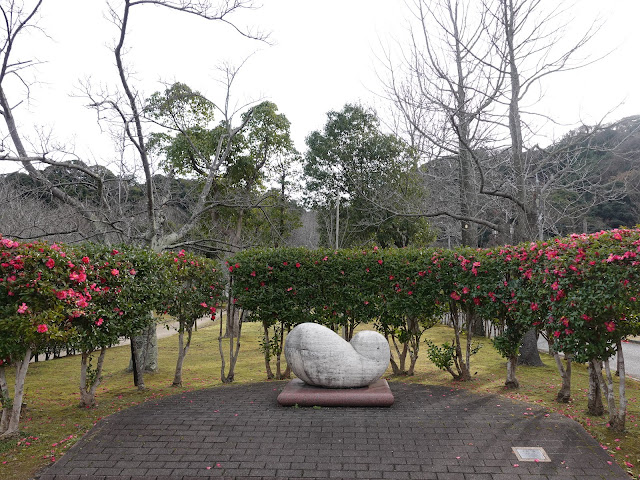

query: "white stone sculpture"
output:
284 322 390 388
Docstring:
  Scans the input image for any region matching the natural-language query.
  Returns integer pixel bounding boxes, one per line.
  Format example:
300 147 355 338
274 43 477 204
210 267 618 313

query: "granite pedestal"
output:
277 378 394 407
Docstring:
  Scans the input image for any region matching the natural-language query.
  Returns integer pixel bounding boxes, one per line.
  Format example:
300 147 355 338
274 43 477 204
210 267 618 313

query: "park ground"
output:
1 320 639 480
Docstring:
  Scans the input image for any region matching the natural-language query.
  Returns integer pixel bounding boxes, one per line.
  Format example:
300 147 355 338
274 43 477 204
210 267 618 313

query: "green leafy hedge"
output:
230 229 640 378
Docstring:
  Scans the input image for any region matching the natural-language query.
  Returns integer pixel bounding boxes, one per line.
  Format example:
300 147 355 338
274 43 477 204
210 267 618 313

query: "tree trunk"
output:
79 348 107 407
407 316 421 376
587 359 604 416
553 351 572 403
130 336 146 390
275 326 289 379
220 304 243 383
0 349 31 439
505 356 519 388
128 322 158 374
263 322 274 380
172 327 192 387
518 329 543 366
603 358 624 431
451 306 471 381
471 315 485 337
615 340 627 432
386 330 408 375
0 364 11 434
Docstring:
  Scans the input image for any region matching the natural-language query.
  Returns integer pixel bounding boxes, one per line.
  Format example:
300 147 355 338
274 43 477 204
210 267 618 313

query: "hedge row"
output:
230 228 640 385
0 237 224 437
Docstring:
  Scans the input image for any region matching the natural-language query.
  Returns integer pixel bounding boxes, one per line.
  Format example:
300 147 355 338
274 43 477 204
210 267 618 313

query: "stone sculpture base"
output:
277 378 394 407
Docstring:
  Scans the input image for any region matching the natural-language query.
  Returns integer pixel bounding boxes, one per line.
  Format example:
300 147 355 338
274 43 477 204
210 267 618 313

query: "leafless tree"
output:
378 0 625 248
0 0 269 386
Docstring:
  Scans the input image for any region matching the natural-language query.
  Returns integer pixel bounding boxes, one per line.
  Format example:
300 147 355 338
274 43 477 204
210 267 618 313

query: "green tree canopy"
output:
303 103 433 248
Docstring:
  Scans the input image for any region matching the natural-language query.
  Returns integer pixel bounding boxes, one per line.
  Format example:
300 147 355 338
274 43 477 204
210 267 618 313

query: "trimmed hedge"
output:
230 229 640 380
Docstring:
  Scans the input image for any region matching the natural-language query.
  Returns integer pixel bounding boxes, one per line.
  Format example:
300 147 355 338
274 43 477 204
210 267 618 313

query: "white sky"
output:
3 0 640 173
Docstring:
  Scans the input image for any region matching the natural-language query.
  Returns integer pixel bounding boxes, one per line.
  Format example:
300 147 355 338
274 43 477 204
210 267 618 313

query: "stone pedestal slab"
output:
277 378 394 407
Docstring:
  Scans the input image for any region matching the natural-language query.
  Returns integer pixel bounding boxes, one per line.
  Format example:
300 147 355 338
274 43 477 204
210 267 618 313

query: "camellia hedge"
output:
230 228 640 431
0 236 224 439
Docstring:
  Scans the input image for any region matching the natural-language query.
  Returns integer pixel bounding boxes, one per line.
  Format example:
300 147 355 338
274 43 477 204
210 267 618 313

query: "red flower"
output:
250 271 256 277
530 302 539 311
17 303 28 314
37 324 48 333
450 292 461 301
283 262 288 266
605 321 616 332
111 269 119 276
45 258 55 269
295 263 301 268
378 259 383 265
82 256 90 264
95 318 104 326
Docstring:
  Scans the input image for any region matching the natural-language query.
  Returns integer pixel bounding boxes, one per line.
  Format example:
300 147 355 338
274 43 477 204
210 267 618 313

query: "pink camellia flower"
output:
200 302 208 308
45 258 55 269
530 302 539 311
450 292 461 301
553 330 561 338
605 321 616 332
95 318 104 326
37 324 48 333
55 290 67 300
129 269 136 275
111 269 119 276
295 262 301 268
17 303 29 314
82 256 90 264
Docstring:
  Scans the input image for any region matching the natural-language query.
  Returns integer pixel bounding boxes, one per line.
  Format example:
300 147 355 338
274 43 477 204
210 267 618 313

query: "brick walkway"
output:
35 381 628 480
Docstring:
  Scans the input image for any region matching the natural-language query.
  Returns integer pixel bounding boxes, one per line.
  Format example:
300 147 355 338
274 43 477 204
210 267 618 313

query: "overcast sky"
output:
3 0 640 173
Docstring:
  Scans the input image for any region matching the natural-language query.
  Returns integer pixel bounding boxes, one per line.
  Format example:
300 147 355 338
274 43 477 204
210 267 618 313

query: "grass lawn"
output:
1 321 639 479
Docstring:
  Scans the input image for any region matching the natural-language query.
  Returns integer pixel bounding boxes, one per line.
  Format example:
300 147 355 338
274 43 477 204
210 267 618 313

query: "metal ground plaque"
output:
512 446 551 462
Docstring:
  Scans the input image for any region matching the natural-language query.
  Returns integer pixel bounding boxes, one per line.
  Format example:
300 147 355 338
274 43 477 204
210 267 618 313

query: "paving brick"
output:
36 382 630 480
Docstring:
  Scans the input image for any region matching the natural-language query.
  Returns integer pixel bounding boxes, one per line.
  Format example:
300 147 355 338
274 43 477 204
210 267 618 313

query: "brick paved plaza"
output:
36 381 629 480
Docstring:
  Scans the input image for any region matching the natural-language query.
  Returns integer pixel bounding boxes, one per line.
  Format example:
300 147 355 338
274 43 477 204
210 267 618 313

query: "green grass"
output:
1 322 639 479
